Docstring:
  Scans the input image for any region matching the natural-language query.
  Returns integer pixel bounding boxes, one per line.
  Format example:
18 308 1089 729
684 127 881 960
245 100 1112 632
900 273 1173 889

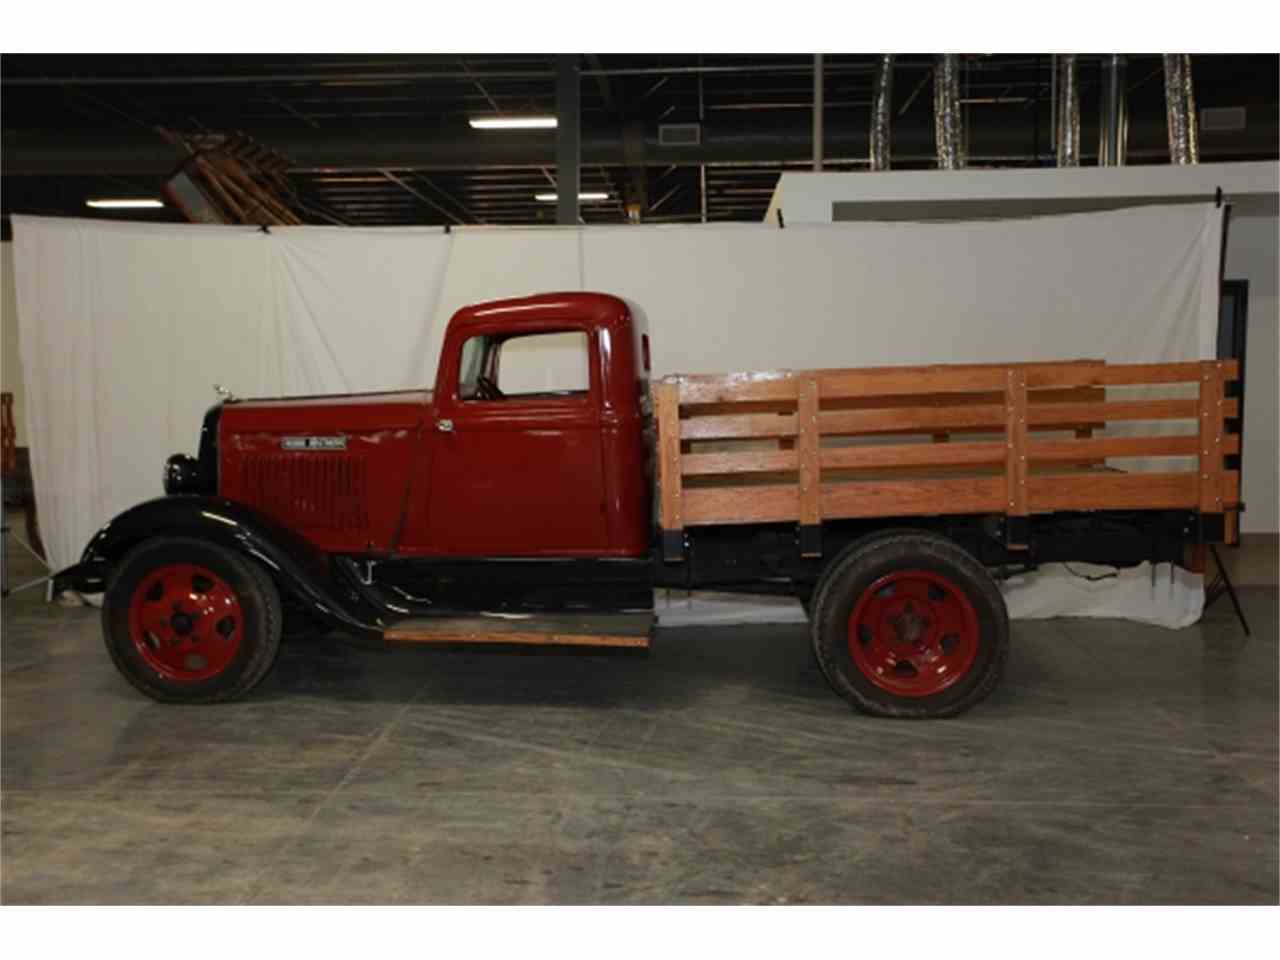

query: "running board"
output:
383 612 653 650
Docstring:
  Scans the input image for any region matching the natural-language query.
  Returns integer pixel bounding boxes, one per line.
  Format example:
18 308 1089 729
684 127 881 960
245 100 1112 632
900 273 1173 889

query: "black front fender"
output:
58 495 381 635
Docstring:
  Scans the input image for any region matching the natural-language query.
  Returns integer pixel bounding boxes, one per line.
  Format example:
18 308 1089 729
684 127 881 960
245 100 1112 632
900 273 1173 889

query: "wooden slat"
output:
676 359 1113 404
797 378 821 538
1198 363 1225 513
815 365 1009 399
654 381 684 532
1027 472 1197 511
683 470 1233 525
819 440 1006 471
1005 367 1029 519
682 449 799 476
675 373 797 404
1026 398 1238 426
683 484 799 525
820 404 1007 436
1028 358 1240 388
681 412 798 440
821 477 1007 519
1029 434 1240 462
676 359 1238 404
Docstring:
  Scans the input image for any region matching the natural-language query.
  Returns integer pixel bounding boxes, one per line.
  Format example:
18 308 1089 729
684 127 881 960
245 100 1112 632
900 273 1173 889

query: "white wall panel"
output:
583 207 1219 375
270 226 451 395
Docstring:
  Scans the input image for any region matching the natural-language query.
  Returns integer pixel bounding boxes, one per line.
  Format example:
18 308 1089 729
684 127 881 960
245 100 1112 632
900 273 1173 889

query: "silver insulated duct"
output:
1164 54 1200 164
933 54 965 169
1098 54 1128 166
1055 54 1081 167
870 54 895 171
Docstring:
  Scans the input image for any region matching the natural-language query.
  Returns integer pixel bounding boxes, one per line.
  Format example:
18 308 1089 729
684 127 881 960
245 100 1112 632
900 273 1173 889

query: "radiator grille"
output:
239 454 370 531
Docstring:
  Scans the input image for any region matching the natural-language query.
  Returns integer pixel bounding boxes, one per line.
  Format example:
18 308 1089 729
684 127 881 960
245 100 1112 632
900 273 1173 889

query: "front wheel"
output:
103 537 282 703
810 530 1009 718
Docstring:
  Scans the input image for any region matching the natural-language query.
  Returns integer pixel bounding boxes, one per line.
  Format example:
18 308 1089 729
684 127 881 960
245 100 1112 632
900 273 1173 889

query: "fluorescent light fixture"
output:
469 115 557 130
86 198 164 210
534 192 610 203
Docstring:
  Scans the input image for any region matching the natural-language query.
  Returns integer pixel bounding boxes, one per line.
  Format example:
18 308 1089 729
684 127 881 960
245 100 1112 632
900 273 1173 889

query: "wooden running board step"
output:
384 612 654 650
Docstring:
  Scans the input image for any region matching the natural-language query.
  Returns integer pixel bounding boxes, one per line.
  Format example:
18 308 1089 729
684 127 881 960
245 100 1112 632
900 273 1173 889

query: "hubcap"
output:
127 563 243 683
847 569 980 698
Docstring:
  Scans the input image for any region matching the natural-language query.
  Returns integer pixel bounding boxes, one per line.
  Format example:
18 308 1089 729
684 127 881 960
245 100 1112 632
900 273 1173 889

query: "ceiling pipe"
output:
870 54 895 171
933 54 965 169
1055 54 1081 167
1164 54 1200 164
1099 55 1128 166
813 54 825 171
1049 55 1058 158
698 72 707 223
555 56 581 225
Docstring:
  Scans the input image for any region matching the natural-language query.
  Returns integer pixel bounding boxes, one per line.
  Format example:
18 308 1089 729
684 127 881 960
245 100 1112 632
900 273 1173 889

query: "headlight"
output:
164 454 202 494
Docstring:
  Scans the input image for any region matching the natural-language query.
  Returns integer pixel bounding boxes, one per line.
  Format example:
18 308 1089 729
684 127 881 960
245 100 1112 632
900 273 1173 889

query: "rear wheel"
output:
810 530 1009 718
103 537 282 703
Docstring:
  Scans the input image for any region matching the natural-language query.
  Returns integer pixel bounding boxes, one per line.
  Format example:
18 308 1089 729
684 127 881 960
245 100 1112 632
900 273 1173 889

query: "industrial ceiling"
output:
2 53 1277 235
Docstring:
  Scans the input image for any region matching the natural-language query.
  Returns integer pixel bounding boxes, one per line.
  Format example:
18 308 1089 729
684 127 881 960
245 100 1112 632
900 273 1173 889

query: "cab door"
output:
426 326 610 556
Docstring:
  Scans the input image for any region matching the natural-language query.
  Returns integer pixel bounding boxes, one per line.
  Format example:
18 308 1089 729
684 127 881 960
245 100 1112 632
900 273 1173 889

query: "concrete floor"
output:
2 537 1276 904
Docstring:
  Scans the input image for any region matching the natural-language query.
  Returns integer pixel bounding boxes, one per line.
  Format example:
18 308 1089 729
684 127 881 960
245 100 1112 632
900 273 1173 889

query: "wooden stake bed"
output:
385 612 654 649
654 359 1241 542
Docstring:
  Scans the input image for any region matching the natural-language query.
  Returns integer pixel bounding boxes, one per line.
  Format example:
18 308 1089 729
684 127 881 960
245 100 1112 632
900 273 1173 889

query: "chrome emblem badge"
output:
281 436 347 451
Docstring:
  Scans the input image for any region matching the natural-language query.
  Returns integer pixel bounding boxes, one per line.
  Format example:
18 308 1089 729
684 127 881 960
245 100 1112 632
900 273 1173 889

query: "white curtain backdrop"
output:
13 205 1223 627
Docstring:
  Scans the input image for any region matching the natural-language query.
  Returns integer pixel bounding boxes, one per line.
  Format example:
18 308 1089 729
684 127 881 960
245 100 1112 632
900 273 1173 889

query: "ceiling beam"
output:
0 61 930 88
8 107 1276 178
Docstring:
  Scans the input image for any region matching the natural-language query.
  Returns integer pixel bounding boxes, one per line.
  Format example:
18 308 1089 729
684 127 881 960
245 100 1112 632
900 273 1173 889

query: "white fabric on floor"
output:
655 564 1205 629
1001 562 1205 628
12 205 1224 627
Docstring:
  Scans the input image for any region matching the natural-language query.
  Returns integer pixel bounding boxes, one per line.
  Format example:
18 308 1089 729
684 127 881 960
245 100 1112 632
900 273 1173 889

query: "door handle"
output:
437 419 454 433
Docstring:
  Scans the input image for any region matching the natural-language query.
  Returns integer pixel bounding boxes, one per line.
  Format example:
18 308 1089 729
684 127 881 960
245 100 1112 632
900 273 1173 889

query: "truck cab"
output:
213 292 652 559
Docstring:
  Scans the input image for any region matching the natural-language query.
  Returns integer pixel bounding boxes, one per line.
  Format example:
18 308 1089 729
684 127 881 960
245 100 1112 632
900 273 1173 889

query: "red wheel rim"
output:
847 569 980 699
127 563 244 683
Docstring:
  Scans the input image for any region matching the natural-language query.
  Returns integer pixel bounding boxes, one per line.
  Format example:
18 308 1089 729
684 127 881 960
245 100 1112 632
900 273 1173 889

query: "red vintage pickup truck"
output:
60 292 1241 718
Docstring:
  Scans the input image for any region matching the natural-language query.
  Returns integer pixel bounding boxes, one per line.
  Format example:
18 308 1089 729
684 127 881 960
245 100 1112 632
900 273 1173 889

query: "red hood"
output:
221 389 432 432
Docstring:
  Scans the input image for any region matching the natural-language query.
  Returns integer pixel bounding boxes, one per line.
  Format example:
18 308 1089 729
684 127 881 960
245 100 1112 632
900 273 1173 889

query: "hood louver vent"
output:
239 453 370 532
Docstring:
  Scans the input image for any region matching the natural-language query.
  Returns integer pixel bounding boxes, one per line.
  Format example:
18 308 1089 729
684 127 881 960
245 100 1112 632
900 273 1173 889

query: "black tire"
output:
810 530 1009 719
102 536 282 703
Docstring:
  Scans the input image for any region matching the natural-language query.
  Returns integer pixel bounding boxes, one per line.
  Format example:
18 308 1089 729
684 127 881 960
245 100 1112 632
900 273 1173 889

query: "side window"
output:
457 335 496 400
495 331 590 398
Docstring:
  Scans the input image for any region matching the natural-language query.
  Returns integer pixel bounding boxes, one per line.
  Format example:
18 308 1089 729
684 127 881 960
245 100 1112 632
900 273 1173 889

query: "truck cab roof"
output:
452 291 634 337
